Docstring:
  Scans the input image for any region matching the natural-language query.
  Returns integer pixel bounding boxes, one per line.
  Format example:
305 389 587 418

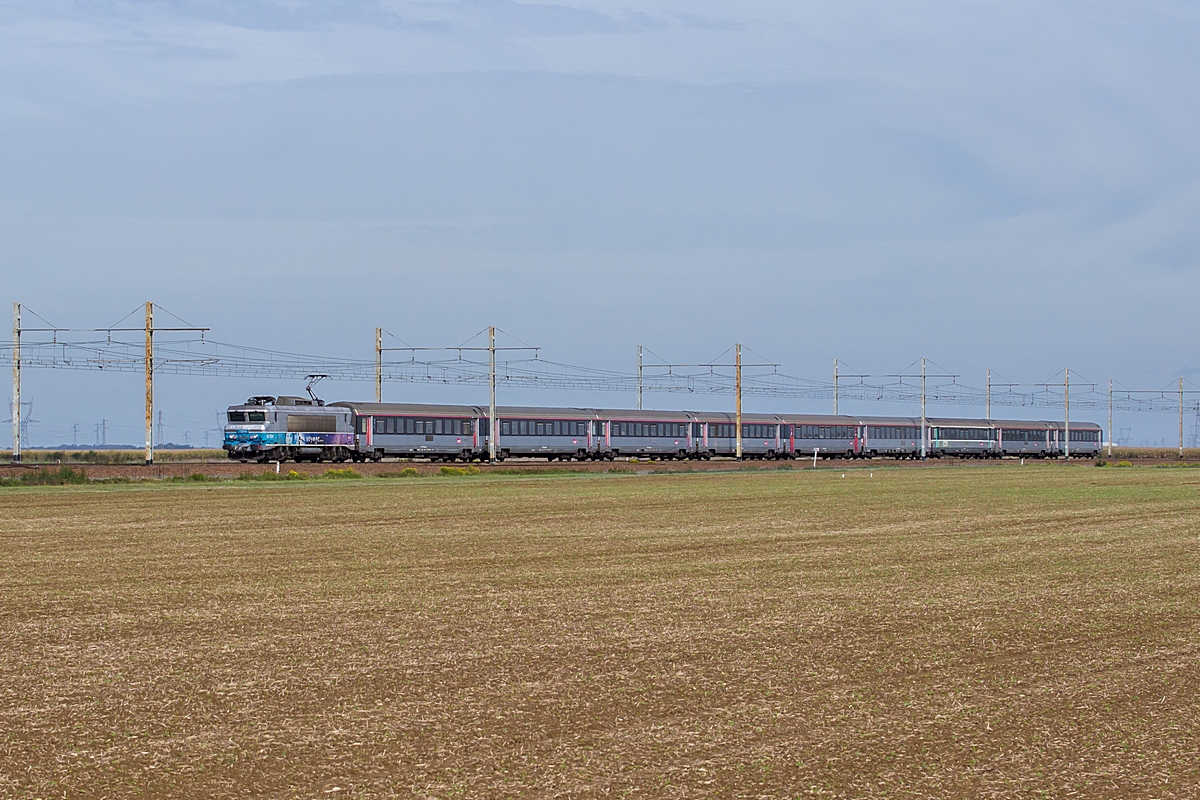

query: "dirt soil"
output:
1 468 1198 798
0 454 1115 481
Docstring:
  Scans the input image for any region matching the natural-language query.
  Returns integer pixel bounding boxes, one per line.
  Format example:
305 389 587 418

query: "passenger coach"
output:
781 414 862 459
860 418 922 458
332 402 483 462
693 412 782 459
493 407 600 460
603 409 694 459
927 418 996 458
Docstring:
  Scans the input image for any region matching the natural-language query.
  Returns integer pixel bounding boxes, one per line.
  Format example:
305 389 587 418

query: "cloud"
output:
2 1 1199 443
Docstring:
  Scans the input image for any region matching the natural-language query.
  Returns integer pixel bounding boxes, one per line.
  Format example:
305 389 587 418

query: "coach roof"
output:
329 401 483 416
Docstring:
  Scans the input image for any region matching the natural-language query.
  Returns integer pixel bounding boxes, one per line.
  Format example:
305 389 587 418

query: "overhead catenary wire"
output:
4 313 1200 423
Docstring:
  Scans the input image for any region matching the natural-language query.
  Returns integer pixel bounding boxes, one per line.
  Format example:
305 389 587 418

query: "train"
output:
222 394 1103 463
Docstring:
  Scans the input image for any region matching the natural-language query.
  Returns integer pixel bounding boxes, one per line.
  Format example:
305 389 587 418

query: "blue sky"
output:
3 1 1199 446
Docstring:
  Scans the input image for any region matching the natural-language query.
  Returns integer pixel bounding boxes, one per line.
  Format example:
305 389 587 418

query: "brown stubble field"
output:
1 466 1199 798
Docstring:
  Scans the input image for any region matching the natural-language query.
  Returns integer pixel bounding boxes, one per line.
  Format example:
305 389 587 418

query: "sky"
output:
2 0 1199 448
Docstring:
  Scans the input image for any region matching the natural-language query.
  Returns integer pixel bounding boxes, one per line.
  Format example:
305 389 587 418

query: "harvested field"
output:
1 467 1199 798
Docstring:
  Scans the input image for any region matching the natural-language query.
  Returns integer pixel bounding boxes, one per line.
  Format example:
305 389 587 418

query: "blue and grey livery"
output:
223 395 355 463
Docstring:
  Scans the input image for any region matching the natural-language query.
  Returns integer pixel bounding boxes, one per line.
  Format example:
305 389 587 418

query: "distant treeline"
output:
2 449 225 464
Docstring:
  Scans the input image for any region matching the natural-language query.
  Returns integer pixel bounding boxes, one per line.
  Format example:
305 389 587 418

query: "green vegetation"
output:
438 465 481 476
0 448 226 464
0 465 91 486
323 467 363 479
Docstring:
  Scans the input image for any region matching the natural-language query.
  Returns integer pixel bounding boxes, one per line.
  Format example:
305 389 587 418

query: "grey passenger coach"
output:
493 406 600 461
780 414 861 459
332 402 483 462
692 412 783 459
601 409 695 459
860 417 922 458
